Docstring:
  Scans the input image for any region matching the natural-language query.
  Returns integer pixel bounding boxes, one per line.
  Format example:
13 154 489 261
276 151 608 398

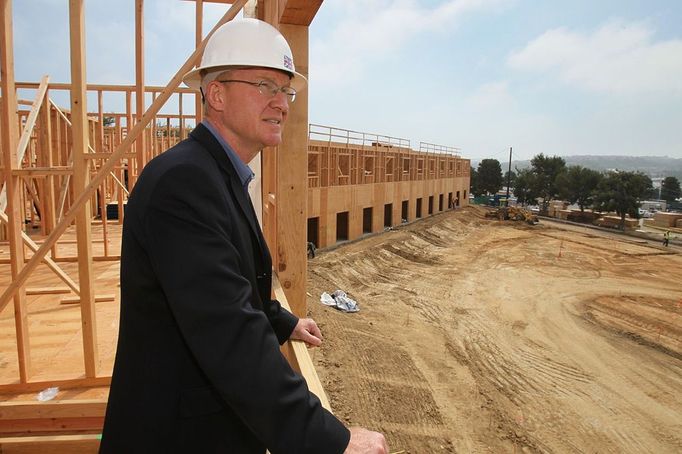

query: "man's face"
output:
208 67 292 158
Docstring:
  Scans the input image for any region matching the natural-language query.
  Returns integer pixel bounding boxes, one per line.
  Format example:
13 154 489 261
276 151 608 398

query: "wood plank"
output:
1 0 31 382
194 0 204 124
0 399 106 420
38 86 56 239
0 434 100 454
0 417 102 435
12 167 73 176
0 377 111 395
280 0 322 26
135 0 146 183
25 287 71 296
276 23 308 317
69 0 99 378
60 294 116 305
15 81 195 93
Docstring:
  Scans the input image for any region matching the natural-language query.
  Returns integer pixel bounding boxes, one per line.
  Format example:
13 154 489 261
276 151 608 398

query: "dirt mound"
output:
307 207 682 453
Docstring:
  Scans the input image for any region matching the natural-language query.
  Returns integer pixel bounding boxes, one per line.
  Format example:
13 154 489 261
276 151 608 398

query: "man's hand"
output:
344 427 388 453
290 318 323 347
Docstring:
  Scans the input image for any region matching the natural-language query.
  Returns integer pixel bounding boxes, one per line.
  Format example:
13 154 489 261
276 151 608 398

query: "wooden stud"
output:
0 434 100 454
135 0 146 180
276 23 309 316
68 0 98 378
1 0 31 383
60 294 115 305
194 0 203 125
25 287 71 295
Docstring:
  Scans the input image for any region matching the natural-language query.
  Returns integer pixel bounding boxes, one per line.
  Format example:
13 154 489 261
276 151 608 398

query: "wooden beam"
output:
60 294 115 305
0 434 100 454
12 167 73 176
16 81 196 94
0 400 105 438
279 0 322 26
0 0 249 316
26 287 71 295
135 0 146 179
1 0 31 382
68 0 98 378
194 0 203 124
0 399 106 422
276 23 308 317
39 84 57 239
0 377 111 395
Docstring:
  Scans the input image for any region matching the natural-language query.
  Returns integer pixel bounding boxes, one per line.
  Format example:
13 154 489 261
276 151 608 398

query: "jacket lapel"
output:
189 124 269 260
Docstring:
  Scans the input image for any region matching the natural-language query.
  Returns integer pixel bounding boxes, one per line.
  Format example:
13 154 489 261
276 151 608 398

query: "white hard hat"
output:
183 18 306 91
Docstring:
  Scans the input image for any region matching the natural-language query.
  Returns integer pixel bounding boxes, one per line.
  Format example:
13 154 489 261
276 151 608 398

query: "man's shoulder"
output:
145 136 212 173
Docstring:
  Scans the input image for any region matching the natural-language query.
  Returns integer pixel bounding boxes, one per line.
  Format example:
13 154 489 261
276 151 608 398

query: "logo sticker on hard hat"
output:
283 55 293 71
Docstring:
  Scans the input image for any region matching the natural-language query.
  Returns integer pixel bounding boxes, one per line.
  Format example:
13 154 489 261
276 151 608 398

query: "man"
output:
663 230 670 247
100 18 387 454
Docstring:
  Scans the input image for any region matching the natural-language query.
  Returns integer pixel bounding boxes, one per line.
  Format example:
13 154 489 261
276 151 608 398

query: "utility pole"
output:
505 147 512 206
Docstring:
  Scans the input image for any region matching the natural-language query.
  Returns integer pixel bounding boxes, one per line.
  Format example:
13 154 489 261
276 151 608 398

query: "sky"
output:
10 0 682 163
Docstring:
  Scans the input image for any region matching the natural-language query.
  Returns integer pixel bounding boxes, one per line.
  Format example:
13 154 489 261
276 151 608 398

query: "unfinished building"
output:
0 0 470 451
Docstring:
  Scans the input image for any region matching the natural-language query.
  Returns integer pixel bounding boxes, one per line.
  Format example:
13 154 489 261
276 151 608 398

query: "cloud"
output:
467 81 513 109
508 20 682 96
311 0 513 86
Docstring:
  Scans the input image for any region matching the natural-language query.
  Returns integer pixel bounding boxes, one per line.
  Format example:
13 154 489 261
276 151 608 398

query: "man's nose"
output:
270 91 289 113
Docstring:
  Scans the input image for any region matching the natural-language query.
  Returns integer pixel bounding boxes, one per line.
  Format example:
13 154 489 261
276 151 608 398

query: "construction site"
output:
1 0 681 453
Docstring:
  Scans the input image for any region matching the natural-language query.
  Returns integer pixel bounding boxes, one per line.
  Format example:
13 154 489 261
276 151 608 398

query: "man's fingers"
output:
303 331 322 347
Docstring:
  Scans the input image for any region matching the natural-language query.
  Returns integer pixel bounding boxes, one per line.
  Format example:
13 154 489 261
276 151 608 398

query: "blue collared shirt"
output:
201 120 255 191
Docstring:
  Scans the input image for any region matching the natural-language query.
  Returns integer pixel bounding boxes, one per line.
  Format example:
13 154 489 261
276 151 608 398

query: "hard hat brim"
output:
182 66 307 92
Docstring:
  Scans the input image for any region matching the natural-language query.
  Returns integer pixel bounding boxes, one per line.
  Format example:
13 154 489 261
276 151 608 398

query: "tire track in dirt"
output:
309 207 682 453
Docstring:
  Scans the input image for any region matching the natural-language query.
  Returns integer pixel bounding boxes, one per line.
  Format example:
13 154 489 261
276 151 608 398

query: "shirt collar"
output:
201 120 255 189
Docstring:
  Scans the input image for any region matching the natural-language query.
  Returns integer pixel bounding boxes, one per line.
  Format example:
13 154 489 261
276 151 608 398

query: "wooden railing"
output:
308 124 470 188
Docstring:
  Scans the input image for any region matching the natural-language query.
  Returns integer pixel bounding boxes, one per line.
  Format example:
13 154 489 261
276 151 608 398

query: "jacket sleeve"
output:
143 163 350 454
265 298 299 345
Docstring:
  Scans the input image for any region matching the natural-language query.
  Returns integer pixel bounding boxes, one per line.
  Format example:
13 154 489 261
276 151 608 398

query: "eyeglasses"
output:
217 79 297 103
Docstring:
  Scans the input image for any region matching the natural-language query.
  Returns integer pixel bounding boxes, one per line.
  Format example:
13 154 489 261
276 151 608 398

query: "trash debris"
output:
37 386 59 402
320 290 359 313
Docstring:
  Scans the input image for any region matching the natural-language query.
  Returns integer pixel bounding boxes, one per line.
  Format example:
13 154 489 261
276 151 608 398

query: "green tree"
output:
557 165 602 212
103 116 115 127
513 168 538 206
593 171 653 230
530 153 566 213
661 176 681 203
470 166 484 197
476 159 503 195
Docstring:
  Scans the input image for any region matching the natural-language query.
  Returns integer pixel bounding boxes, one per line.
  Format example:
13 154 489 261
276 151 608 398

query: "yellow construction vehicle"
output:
485 206 539 225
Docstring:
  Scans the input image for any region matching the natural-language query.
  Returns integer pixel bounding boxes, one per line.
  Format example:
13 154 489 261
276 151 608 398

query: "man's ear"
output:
205 81 225 112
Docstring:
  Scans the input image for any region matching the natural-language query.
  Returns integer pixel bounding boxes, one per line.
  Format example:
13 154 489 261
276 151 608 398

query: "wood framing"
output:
0 0 250 400
306 126 470 248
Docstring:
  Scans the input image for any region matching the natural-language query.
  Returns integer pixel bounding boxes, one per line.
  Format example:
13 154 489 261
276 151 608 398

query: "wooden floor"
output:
0 221 122 401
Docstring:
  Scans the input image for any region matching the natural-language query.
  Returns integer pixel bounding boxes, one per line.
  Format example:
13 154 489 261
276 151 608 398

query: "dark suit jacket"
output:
100 123 349 453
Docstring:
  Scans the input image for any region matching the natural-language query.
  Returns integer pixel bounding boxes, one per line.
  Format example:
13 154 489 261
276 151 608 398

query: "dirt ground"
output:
307 206 682 453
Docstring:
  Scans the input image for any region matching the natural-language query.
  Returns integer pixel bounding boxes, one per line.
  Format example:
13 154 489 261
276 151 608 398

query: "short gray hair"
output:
200 69 232 114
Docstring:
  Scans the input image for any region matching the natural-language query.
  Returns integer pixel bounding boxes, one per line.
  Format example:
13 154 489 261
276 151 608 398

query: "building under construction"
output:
0 0 469 451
